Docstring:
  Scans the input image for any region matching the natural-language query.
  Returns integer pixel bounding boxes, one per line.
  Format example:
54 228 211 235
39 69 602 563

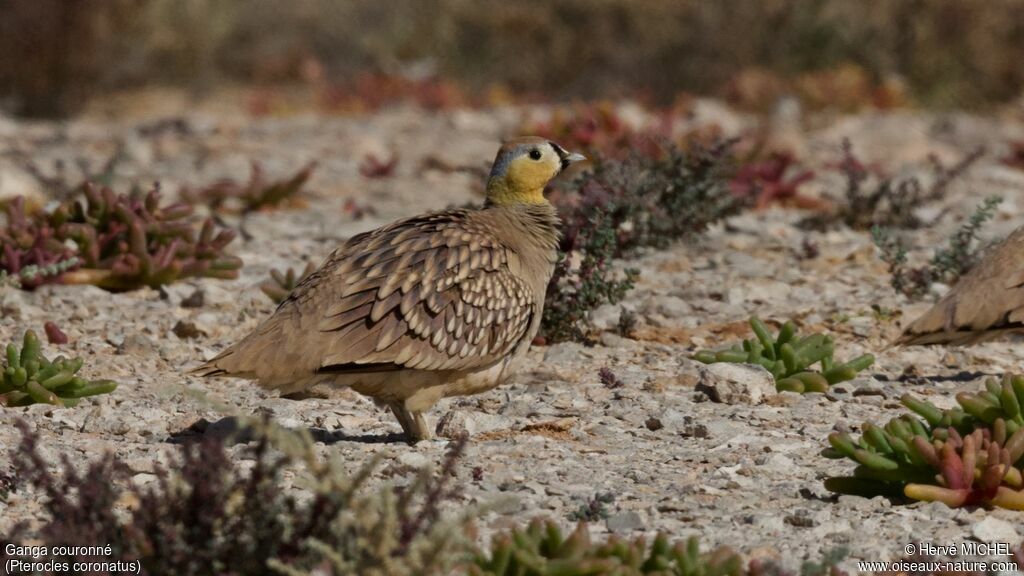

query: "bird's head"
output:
485 137 586 206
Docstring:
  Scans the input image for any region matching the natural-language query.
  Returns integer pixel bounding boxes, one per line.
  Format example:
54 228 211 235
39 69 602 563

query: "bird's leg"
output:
389 403 433 442
410 411 433 441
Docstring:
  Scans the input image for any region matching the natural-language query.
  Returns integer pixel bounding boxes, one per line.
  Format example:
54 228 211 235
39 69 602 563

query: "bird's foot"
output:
389 404 434 444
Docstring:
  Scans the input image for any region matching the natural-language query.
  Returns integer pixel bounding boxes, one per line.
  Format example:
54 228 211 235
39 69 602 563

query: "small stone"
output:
647 295 692 319
846 316 874 337
784 511 817 527
181 289 205 308
825 385 851 402
696 363 776 405
589 303 622 331
397 451 429 468
172 320 205 340
0 166 45 205
43 321 69 344
543 342 585 364
131 472 159 487
682 421 710 438
850 377 886 397
661 411 710 438
833 421 853 433
0 289 43 320
644 417 663 431
605 511 643 534
97 415 133 436
119 333 156 355
126 456 159 474
643 377 671 393
599 332 633 348
277 417 303 430
435 410 506 438
759 453 795 473
522 417 576 433
763 391 803 407
836 495 874 510
971 516 1020 544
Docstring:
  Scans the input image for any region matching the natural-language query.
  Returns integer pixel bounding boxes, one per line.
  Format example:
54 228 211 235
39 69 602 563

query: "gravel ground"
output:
3 99 1024 570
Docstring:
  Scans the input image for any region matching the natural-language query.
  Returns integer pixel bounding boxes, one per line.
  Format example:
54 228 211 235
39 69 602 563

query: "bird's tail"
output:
189 344 255 378
189 361 229 377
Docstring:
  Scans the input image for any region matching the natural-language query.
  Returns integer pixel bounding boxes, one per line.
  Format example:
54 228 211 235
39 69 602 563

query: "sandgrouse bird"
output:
899 226 1024 345
194 137 585 440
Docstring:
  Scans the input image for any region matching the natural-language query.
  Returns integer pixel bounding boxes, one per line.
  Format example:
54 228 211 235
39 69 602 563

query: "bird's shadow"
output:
308 427 409 445
892 370 999 384
166 416 409 445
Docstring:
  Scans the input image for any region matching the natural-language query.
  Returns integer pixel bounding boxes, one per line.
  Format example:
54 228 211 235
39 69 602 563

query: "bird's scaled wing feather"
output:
898 227 1024 345
293 211 536 373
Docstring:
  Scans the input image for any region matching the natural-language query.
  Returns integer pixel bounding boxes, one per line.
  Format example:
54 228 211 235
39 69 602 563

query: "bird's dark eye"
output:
528 149 542 160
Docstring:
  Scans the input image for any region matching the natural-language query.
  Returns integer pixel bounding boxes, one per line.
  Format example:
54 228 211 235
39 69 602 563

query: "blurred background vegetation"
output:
1 0 1023 117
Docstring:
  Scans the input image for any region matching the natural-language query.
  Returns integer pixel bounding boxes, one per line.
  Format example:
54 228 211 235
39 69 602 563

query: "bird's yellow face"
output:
485 137 586 206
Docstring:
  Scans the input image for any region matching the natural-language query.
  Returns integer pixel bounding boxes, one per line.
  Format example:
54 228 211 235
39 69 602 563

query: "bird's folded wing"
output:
293 211 536 372
898 228 1024 345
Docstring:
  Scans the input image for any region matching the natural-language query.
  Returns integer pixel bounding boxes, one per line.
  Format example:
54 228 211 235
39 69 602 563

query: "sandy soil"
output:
3 99 1024 570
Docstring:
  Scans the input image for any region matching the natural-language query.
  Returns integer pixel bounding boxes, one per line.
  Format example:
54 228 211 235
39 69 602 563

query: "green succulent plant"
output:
823 375 1024 509
0 197 81 288
181 162 316 214
56 184 242 290
2 185 243 292
470 519 750 576
693 317 874 393
0 257 80 289
0 330 117 408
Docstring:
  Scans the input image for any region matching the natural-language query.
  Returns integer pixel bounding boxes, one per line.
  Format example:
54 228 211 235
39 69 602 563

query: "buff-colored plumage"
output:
899 226 1024 346
193 137 584 440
